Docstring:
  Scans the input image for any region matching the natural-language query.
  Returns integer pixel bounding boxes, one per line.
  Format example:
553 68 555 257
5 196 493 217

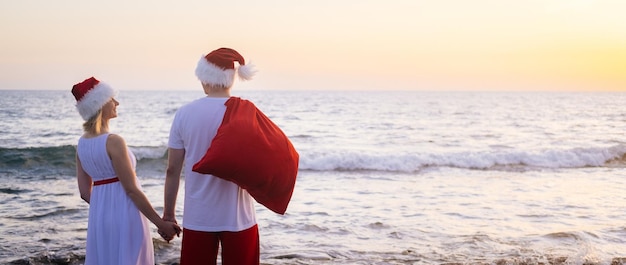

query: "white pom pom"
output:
237 63 257 81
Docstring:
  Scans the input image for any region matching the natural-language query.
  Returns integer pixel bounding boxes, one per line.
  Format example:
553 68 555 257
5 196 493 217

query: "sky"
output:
1 0 625 91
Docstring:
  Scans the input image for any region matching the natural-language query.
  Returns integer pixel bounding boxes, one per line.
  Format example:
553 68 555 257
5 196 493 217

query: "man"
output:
163 47 258 265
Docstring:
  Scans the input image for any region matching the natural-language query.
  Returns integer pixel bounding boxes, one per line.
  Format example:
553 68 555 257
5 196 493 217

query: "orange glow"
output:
0 1 624 91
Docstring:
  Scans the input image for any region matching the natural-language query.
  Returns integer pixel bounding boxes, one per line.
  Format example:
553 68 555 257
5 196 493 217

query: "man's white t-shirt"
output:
168 97 256 232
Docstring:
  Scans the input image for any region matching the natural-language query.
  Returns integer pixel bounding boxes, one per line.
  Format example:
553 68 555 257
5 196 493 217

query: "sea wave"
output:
2 144 625 175
0 145 76 175
299 144 626 172
0 145 166 176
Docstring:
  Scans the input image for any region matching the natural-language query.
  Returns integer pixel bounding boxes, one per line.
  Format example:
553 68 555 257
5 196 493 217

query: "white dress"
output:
77 133 154 265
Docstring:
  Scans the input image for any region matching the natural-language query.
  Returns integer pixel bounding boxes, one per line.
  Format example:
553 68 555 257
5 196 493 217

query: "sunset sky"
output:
1 0 624 91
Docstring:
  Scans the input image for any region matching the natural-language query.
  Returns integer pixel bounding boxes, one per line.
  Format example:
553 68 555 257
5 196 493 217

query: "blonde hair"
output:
82 109 104 135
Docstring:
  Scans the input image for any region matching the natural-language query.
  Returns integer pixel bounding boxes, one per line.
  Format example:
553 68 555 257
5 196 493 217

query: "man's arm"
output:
163 148 185 222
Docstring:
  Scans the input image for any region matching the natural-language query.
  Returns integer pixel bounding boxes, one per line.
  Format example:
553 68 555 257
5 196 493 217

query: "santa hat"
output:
195 47 256 87
71 77 116 120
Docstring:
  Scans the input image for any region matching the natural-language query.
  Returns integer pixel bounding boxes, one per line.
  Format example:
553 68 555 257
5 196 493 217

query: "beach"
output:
1 90 625 264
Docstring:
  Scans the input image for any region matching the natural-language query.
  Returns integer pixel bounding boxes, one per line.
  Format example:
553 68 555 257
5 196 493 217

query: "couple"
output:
73 48 260 264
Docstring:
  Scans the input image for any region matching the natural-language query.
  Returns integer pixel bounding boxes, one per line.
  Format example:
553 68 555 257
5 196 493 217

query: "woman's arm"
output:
107 134 180 240
76 155 92 204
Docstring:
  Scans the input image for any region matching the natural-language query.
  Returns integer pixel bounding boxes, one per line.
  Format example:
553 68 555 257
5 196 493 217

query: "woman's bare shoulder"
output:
106 134 127 150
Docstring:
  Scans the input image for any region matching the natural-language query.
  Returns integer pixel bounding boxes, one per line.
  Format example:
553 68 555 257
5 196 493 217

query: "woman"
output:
72 77 180 264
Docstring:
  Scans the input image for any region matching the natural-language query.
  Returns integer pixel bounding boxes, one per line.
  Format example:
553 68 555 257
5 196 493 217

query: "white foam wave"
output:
299 144 626 172
129 146 168 160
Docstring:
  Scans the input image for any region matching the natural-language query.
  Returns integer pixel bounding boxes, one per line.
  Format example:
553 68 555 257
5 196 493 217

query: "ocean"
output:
0 89 625 265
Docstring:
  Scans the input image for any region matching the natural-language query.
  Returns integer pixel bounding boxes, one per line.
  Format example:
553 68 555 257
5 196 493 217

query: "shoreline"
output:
5 252 626 265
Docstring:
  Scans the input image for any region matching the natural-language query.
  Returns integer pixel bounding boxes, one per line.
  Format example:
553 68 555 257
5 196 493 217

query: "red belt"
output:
93 177 119 186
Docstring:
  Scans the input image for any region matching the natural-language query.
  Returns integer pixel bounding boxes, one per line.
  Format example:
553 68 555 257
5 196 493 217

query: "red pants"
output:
180 225 260 265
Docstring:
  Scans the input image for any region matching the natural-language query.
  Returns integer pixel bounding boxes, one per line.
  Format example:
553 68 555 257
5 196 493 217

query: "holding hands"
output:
157 218 181 242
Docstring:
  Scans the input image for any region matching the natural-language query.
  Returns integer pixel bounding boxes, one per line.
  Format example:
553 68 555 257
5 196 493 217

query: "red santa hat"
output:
195 47 256 87
71 77 116 120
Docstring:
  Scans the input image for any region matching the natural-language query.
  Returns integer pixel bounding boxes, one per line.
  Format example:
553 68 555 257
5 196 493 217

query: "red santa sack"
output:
192 97 299 214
